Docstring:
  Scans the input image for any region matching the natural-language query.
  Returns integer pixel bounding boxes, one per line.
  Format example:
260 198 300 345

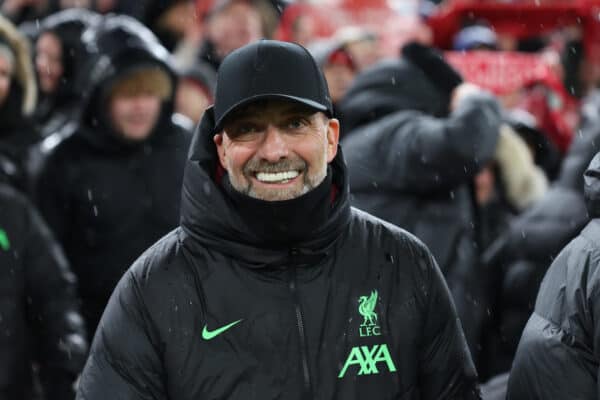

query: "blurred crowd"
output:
2 0 600 398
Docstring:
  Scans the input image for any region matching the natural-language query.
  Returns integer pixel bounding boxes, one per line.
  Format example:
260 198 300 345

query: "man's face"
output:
214 100 339 201
35 32 64 94
108 93 162 141
0 55 12 107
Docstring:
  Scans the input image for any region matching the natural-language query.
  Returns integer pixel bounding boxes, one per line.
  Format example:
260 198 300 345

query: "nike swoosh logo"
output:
202 319 243 340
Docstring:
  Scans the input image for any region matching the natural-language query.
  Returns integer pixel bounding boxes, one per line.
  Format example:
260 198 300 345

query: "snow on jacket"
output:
506 151 600 399
76 107 480 400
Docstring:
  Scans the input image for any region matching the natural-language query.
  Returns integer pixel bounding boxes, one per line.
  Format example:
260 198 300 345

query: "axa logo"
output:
338 344 397 378
0 228 9 251
338 289 397 378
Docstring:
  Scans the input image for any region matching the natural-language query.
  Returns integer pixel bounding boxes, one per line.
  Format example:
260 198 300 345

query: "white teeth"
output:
256 170 299 183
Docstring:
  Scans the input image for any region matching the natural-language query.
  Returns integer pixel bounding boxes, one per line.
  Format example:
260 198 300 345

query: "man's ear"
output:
326 118 340 162
213 133 227 170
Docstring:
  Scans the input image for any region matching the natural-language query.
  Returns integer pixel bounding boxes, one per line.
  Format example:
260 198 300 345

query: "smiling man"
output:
77 40 480 400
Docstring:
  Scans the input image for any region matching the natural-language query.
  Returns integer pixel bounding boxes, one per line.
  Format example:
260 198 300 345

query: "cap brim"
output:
214 94 330 133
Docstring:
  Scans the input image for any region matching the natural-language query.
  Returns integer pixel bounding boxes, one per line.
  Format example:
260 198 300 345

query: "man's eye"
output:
287 118 306 129
235 125 259 135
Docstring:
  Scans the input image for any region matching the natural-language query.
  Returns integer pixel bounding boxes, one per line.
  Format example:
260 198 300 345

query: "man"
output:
37 15 192 337
77 40 479 399
506 152 600 399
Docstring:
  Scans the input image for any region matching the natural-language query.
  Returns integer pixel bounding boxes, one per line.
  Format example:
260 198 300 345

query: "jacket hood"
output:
179 107 352 267
37 9 102 106
0 14 36 115
584 152 600 218
337 58 447 133
76 14 177 149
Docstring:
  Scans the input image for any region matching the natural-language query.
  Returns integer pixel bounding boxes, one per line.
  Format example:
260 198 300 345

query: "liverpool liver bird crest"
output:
359 290 378 327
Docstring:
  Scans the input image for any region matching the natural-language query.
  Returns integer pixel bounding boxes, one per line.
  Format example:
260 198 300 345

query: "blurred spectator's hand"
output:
450 82 482 111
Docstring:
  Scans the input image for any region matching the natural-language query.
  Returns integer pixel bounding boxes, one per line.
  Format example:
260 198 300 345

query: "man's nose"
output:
258 126 288 162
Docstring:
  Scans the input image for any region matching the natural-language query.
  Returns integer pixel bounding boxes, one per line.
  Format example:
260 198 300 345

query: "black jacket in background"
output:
478 89 600 377
36 16 192 335
339 58 501 352
506 152 600 399
0 183 87 400
76 107 479 400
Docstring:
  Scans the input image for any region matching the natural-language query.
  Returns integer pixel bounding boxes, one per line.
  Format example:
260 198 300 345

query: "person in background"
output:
506 152 600 399
197 0 266 72
174 61 216 125
480 87 600 377
33 8 101 138
0 164 88 400
36 15 192 337
0 14 37 192
334 26 381 72
308 38 357 114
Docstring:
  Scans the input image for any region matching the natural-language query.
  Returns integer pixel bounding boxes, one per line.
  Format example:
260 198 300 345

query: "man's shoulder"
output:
127 228 188 287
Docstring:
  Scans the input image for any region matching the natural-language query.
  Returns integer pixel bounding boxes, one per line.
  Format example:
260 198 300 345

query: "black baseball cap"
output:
213 40 333 132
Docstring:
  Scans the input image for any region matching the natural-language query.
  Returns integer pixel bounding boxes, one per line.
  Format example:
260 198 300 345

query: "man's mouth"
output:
255 170 300 184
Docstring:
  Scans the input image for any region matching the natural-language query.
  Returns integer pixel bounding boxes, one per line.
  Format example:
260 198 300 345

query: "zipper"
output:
288 248 313 399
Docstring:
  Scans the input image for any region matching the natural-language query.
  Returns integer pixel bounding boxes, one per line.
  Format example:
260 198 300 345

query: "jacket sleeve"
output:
417 247 481 400
23 198 88 399
77 270 167 399
392 92 501 194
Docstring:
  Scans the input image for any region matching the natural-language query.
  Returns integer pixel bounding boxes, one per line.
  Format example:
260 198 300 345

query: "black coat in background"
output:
36 16 192 335
506 152 600 399
76 107 479 400
339 58 501 353
478 89 600 377
0 183 87 400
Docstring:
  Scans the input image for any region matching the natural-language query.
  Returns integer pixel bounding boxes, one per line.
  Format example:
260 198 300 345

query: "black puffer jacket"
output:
76 107 479 400
0 183 87 400
36 15 192 335
506 152 600 399
339 58 501 352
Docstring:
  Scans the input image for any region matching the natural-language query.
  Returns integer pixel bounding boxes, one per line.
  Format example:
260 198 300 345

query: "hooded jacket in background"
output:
32 9 102 138
0 183 88 400
76 107 480 400
339 57 502 354
506 151 600 399
36 15 192 335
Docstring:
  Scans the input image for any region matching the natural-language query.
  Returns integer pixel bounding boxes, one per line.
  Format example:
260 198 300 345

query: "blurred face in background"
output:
0 53 13 107
107 68 171 141
175 79 212 124
207 1 262 60
35 32 64 94
322 50 356 104
109 94 162 141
